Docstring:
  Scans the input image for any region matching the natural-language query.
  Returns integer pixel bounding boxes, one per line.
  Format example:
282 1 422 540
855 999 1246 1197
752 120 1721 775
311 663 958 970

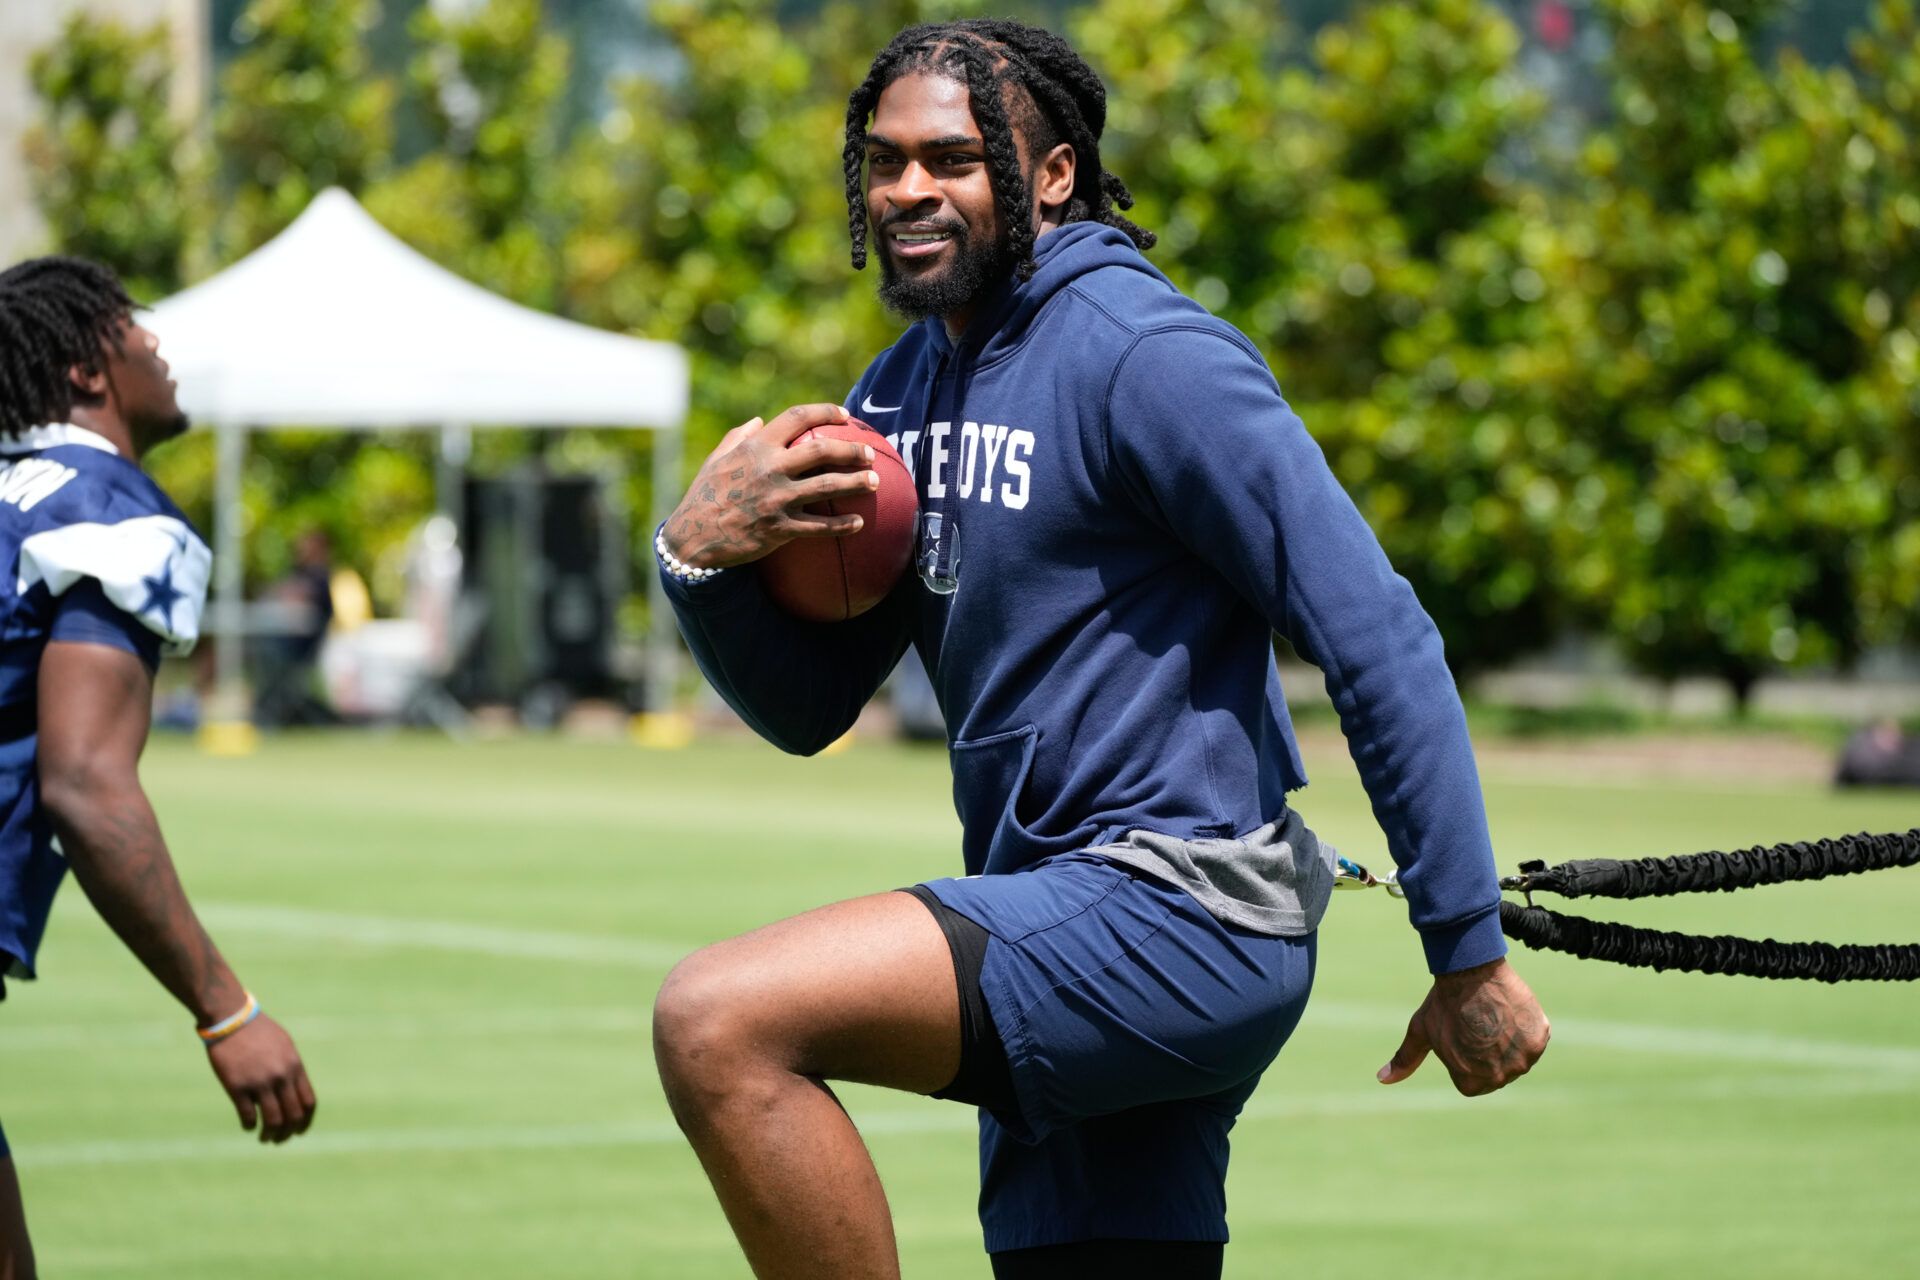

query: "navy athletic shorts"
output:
918 851 1316 1252
0 1118 9 1160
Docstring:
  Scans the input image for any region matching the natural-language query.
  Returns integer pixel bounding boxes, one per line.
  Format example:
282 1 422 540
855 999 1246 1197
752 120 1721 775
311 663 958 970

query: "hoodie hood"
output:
920 221 1171 367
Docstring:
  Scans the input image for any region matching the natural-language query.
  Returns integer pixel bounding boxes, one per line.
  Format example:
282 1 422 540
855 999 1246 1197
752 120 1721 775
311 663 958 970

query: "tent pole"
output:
437 422 471 527
201 420 256 754
215 420 245 693
645 423 682 714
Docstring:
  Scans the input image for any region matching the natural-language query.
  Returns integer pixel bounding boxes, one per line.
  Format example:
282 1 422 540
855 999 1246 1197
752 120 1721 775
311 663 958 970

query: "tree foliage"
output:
1081 0 1560 674
23 14 192 299
214 0 393 255
1529 0 1920 704
364 0 570 309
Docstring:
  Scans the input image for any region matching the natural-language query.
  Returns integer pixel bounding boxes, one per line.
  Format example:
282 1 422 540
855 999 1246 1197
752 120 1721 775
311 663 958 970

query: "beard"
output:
874 217 1013 323
134 407 191 453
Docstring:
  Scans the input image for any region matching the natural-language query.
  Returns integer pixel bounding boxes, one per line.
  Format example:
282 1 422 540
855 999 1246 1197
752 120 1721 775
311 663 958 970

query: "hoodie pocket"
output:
949 724 1086 876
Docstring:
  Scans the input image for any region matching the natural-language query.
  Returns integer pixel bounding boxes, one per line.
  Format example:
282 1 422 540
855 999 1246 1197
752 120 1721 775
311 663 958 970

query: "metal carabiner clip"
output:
1334 855 1406 899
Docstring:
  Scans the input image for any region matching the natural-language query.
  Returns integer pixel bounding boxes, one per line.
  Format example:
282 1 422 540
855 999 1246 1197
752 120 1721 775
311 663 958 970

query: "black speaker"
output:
458 468 625 712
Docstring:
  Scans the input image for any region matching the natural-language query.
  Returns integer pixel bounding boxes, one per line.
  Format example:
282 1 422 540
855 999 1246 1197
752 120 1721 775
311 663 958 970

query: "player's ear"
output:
1037 142 1075 214
64 362 112 412
69 358 109 393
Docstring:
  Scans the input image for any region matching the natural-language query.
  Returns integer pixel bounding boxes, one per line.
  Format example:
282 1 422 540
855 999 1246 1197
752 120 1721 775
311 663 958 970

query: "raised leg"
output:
651 891 960 1280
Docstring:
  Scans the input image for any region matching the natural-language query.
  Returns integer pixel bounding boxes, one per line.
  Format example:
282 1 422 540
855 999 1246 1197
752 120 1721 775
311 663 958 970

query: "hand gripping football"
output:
758 417 917 621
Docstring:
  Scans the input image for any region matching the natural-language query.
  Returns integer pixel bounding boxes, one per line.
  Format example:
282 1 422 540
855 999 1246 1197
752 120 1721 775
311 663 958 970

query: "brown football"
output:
757 417 917 621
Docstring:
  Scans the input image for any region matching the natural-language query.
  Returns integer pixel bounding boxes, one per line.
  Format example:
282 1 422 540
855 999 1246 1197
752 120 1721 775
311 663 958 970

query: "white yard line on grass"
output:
17 1070 1919 1169
19 899 1920 1074
12 990 1920 1077
30 1098 1458 1169
196 902 693 968
1303 1000 1920 1074
19 1119 689 1168
0 1005 653 1052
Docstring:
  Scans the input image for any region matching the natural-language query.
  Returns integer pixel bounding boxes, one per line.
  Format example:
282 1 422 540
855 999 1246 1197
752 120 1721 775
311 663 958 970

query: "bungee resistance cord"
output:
1335 829 1920 982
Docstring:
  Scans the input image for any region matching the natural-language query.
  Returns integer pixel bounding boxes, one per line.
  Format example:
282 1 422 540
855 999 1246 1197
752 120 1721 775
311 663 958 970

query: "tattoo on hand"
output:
1460 1003 1506 1050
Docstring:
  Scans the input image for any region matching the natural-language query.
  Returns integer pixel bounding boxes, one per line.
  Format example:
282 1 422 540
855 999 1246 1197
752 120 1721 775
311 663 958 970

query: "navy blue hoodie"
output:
663 221 1506 974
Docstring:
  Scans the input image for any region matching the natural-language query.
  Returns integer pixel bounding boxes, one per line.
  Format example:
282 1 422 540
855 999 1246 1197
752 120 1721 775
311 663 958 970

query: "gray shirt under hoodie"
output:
1089 808 1339 937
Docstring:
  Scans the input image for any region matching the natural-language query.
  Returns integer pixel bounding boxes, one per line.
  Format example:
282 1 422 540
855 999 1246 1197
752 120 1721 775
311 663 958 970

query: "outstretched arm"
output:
38 639 315 1142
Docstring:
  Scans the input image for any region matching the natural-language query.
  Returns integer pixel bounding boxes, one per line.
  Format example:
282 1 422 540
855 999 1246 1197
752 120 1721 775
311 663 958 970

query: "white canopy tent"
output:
146 188 690 716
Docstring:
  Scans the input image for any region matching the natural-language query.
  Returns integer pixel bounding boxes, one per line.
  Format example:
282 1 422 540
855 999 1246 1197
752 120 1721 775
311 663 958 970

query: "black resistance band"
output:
1496 828 1920 982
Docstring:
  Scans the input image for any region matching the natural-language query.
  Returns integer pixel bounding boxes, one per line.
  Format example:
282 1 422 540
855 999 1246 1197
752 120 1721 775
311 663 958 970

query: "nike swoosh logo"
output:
860 394 902 414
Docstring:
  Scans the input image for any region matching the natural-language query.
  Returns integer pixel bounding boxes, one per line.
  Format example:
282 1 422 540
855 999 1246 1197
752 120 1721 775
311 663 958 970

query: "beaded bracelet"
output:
197 991 261 1046
656 529 725 584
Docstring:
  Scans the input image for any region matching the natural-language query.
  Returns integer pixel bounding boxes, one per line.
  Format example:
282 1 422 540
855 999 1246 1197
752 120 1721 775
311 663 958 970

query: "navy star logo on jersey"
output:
139 562 185 630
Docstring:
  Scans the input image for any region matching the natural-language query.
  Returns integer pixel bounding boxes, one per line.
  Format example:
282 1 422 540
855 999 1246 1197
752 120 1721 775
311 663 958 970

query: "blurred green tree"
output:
1288 0 1561 678
1083 0 1559 676
20 13 219 586
213 0 393 254
23 14 193 299
1069 0 1302 337
364 0 570 309
1535 0 1920 707
1846 0 1920 670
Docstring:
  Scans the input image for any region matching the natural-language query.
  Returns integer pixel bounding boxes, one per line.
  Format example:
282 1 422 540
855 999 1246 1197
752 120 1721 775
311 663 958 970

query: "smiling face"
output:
864 71 1075 333
865 72 1012 329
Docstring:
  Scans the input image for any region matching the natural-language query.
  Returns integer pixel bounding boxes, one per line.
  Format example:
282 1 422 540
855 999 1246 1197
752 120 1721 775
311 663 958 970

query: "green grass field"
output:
4 731 1917 1278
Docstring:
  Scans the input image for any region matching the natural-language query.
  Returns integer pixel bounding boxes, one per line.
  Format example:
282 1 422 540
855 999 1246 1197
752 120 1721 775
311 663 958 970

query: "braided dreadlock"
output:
0 256 135 439
843 19 1155 283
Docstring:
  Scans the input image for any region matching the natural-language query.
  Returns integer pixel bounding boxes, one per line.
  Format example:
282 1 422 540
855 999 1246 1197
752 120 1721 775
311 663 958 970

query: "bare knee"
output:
653 948 786 1124
652 948 729 1076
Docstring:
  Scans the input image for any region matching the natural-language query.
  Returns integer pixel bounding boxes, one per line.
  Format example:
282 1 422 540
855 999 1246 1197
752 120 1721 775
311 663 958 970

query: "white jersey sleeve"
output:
16 514 213 655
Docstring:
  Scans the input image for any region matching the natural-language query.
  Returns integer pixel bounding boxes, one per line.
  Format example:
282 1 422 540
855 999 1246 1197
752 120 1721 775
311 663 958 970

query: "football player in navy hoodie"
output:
0 258 315 1278
651 20 1548 1279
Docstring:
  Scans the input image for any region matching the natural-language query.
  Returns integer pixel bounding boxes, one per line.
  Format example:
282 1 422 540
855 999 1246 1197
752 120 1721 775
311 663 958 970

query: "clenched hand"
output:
1378 957 1549 1096
662 403 881 571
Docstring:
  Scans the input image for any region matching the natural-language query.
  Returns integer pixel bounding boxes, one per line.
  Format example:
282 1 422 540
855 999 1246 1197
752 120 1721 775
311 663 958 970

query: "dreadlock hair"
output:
843 19 1156 283
0 256 135 439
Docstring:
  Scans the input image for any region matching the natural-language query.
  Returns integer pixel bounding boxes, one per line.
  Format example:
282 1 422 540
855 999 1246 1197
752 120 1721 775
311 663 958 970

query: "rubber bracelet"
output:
197 991 261 1045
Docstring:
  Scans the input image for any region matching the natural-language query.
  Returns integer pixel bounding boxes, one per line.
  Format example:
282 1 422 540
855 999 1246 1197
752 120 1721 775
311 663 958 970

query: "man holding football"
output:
652 19 1548 1280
